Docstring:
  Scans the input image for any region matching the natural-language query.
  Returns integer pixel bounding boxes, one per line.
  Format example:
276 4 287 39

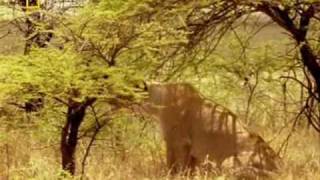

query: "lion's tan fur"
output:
145 83 282 175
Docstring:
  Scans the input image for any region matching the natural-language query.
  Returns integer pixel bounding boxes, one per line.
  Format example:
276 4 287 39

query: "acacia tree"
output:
0 0 188 176
143 0 320 132
0 49 132 175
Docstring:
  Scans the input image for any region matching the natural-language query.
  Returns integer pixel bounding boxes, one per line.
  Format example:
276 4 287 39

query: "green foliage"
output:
0 49 141 101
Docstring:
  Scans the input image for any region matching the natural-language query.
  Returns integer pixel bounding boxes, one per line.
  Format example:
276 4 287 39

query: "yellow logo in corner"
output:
23 0 40 12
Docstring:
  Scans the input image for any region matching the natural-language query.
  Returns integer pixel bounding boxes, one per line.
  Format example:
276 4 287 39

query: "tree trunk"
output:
300 44 320 96
60 97 96 175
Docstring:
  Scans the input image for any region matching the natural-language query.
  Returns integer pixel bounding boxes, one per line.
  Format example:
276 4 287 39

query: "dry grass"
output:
0 20 24 55
0 120 319 180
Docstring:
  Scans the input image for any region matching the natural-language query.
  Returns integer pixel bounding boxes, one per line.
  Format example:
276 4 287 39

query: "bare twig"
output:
80 105 109 179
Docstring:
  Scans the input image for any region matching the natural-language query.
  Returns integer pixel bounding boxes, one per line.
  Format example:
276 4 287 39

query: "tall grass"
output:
0 116 319 179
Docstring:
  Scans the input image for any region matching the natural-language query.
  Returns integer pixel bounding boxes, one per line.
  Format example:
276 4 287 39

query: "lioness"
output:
143 83 282 176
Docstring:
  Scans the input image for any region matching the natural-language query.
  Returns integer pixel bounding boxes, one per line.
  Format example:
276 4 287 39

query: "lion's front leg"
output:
165 139 194 174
